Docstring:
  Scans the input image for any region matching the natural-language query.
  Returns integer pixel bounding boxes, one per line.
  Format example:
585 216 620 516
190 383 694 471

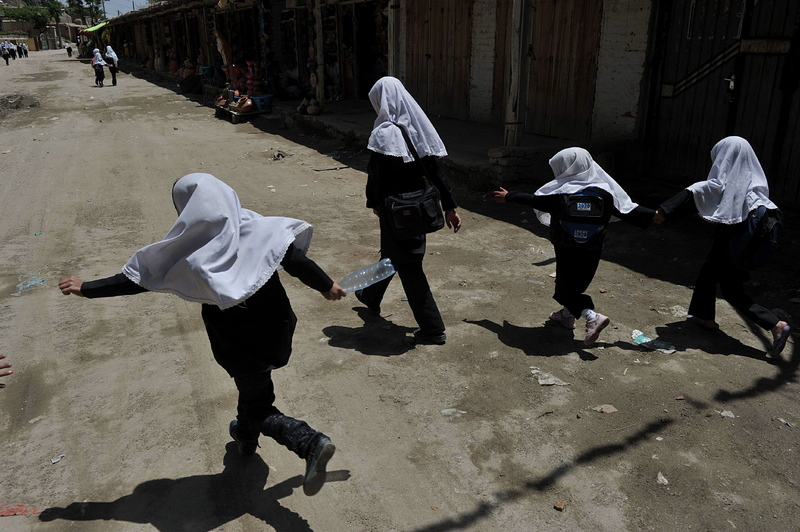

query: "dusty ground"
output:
1 50 799 532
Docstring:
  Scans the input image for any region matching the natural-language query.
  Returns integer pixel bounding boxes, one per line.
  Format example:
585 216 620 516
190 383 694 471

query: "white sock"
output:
581 309 597 322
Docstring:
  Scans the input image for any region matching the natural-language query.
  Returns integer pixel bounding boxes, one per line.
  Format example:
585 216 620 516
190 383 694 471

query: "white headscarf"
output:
533 147 639 226
367 76 447 163
92 49 106 66
686 136 777 225
105 45 119 65
122 173 313 309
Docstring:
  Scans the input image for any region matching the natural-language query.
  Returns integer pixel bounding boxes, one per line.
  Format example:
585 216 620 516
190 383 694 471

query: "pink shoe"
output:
549 309 575 329
584 313 610 346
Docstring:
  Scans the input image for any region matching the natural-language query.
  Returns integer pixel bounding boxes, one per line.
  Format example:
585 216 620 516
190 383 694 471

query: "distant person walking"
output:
654 136 791 357
91 48 106 87
104 45 119 85
1 44 9 66
22 42 28 58
65 43 72 57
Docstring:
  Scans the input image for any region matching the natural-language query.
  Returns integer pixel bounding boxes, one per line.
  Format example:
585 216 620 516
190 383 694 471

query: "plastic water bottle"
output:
338 258 396 293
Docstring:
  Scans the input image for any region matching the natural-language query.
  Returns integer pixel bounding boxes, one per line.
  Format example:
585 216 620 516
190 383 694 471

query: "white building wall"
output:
469 0 497 123
592 0 652 138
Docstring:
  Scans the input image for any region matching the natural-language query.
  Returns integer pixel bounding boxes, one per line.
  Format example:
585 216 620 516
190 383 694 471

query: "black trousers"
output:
689 254 778 330
553 245 603 319
109 65 117 85
359 216 445 335
233 370 280 441
359 261 445 335
233 370 321 458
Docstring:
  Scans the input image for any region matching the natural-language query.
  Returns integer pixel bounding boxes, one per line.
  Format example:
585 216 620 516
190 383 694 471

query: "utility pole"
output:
102 0 107 19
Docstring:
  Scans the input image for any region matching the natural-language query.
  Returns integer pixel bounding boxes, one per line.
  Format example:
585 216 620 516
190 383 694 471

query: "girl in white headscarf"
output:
358 76 462 346
655 136 790 356
104 45 119 85
494 147 654 346
92 48 106 87
58 173 346 496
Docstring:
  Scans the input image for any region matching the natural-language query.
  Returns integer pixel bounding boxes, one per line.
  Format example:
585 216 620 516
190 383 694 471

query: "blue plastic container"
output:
249 94 273 113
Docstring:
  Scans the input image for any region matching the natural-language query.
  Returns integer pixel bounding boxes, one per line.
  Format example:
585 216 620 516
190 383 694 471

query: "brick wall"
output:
469 0 497 123
592 0 652 139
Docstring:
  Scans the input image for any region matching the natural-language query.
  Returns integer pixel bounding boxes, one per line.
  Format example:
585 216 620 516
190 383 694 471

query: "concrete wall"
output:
592 0 652 139
468 0 496 123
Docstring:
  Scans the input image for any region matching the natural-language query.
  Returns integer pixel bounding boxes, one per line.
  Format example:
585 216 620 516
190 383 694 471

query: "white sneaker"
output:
584 313 610 346
548 309 575 329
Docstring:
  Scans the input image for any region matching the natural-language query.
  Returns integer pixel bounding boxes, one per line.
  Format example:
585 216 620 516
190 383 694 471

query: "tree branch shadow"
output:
407 418 674 532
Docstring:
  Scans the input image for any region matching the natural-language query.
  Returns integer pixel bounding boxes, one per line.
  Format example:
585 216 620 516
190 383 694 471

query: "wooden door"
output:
405 0 472 120
525 0 603 139
648 0 800 205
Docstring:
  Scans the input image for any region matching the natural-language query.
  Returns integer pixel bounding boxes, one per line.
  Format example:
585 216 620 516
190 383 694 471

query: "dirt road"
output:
1 50 798 532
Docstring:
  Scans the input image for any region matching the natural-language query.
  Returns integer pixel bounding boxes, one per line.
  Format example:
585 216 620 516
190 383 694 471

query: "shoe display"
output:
229 420 258 456
584 313 610 346
303 434 335 496
548 309 575 329
413 328 447 345
354 289 380 316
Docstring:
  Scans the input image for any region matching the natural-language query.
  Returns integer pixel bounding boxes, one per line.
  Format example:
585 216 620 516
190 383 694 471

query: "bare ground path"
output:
0 50 799 532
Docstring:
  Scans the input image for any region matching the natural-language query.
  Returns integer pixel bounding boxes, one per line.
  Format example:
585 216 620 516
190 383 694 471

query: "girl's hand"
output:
653 209 666 224
493 187 508 203
323 281 347 301
58 276 85 297
445 210 462 233
0 354 11 389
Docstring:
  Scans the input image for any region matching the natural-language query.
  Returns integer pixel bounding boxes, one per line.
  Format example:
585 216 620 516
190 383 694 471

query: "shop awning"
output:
80 21 108 34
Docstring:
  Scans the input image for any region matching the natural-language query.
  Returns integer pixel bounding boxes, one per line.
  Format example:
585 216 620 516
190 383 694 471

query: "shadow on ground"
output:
406 417 674 532
39 443 351 532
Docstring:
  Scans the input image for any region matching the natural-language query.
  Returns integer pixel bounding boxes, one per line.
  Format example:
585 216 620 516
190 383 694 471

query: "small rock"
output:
657 472 669 485
718 410 735 418
592 404 618 414
554 501 566 512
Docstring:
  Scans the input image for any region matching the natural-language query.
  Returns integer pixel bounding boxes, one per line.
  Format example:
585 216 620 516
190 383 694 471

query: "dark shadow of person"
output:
39 442 351 531
463 318 600 361
323 307 417 356
715 341 799 403
653 320 771 362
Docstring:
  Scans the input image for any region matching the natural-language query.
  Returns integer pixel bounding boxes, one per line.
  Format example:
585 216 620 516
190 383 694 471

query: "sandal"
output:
769 324 791 357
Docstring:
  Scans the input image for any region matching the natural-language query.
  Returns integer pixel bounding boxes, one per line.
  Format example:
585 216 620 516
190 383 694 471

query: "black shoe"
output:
354 289 380 316
229 420 258 456
413 329 447 345
303 434 335 496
